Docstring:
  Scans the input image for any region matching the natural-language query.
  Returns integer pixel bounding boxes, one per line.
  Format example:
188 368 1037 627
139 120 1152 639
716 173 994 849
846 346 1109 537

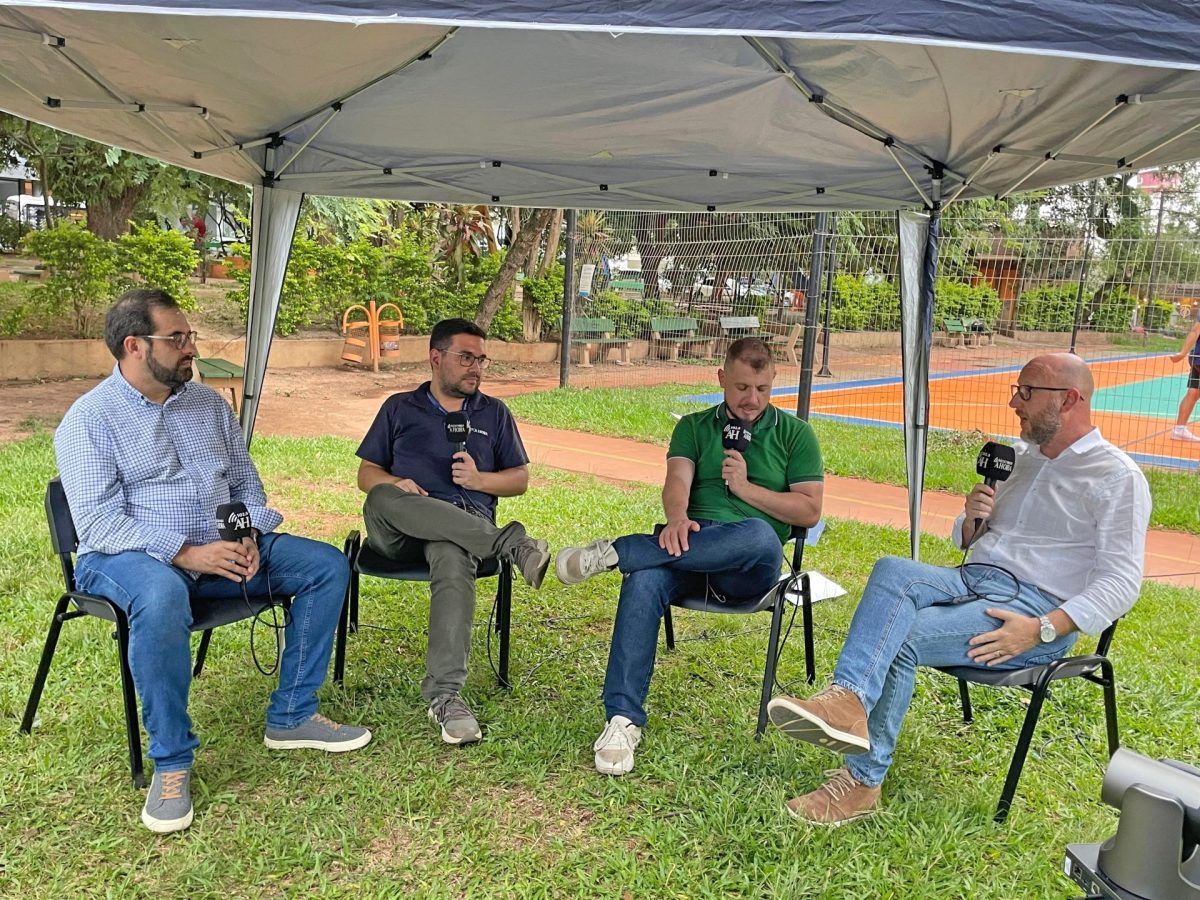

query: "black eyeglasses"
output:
140 331 198 350
439 349 491 369
1010 384 1071 402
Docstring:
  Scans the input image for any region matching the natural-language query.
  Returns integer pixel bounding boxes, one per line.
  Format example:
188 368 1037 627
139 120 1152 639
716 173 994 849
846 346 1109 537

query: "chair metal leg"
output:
193 629 213 677
20 596 72 734
994 682 1049 822
756 591 788 740
663 606 676 651
349 564 360 633
333 572 352 684
800 574 816 685
497 562 512 689
1099 659 1119 757
957 678 973 723
114 616 145 789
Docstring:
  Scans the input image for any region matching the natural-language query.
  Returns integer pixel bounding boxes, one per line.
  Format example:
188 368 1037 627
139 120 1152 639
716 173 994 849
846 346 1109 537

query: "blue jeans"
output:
832 555 1078 787
75 533 349 772
603 518 784 726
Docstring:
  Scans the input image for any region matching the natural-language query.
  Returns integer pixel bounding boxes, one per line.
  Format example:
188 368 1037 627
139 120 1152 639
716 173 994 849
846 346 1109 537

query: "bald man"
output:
767 354 1150 824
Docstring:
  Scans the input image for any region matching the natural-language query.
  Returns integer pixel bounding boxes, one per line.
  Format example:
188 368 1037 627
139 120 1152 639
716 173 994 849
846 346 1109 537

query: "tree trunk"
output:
537 209 563 278
476 206 556 332
85 185 146 240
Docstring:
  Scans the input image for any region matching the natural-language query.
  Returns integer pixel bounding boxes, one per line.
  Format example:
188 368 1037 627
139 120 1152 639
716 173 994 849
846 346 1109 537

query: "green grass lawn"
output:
505 384 1200 534
2 432 1197 896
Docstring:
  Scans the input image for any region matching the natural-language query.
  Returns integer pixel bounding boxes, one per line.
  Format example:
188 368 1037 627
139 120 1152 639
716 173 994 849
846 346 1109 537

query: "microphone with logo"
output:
215 501 284 675
721 416 752 496
972 441 1016 539
445 410 470 457
215 501 253 584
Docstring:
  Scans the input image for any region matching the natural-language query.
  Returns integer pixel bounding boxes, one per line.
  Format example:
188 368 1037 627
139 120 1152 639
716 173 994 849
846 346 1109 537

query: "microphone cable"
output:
241 536 292 677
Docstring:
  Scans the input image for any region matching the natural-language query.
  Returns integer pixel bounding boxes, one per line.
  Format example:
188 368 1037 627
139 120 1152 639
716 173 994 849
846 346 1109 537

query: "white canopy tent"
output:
3 1 1200 553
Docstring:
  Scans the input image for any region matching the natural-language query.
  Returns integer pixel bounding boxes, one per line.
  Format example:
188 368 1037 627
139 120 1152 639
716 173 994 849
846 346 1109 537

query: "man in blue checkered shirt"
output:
54 288 371 835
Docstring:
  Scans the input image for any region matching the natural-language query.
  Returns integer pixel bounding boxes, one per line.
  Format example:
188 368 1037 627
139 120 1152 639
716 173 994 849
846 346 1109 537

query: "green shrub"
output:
524 265 564 336
829 274 899 331
0 282 36 337
114 222 198 309
1141 298 1173 332
1091 286 1137 333
933 278 1000 322
1017 284 1079 331
0 216 30 252
20 224 116 338
583 290 673 339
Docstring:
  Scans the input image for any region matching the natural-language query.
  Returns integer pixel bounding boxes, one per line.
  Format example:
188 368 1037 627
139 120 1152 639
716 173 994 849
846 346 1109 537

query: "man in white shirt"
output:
766 353 1150 824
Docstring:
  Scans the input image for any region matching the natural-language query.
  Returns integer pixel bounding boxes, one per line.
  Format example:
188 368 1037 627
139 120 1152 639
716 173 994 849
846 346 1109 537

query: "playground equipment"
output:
341 300 404 372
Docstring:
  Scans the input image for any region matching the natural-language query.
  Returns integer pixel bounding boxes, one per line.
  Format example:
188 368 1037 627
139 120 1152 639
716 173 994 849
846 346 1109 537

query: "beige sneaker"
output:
786 767 881 825
593 715 642 775
555 539 618 585
767 685 870 754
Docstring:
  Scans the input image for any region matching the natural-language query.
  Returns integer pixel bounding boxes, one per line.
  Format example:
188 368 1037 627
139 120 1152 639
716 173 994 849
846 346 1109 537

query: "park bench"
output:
967 318 994 345
196 357 246 412
11 265 45 283
718 315 773 353
764 322 802 365
939 317 972 347
650 316 715 361
565 316 631 367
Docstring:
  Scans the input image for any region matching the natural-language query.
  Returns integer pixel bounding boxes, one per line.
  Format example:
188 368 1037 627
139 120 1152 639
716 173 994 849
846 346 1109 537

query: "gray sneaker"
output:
264 712 372 752
141 768 193 834
555 539 618 584
428 692 482 745
511 537 550 589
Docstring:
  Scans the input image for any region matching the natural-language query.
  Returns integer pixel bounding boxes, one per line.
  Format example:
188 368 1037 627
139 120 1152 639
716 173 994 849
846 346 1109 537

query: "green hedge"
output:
1017 283 1138 333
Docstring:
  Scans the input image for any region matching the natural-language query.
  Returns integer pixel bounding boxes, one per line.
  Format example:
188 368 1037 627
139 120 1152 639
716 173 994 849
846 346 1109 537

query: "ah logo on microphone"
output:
722 419 751 452
215 503 252 541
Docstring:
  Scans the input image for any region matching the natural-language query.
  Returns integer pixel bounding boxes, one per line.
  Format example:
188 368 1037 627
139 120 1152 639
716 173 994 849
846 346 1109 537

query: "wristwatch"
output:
1037 615 1057 643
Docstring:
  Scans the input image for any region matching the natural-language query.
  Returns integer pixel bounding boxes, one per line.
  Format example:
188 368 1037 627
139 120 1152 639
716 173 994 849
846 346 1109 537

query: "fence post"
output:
795 212 827 419
560 209 576 388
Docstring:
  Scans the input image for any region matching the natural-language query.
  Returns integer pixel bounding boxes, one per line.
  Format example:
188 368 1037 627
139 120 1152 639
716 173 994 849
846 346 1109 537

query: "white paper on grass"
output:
783 571 847 606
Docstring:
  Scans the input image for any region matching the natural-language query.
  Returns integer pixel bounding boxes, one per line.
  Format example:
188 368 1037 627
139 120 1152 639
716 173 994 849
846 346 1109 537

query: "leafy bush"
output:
524 265 564 336
21 224 116 337
114 222 198 309
1141 298 1173 332
1091 286 1137 333
1017 284 1079 332
0 282 36 337
933 278 1000 322
0 216 30 252
828 274 900 331
583 290 673 339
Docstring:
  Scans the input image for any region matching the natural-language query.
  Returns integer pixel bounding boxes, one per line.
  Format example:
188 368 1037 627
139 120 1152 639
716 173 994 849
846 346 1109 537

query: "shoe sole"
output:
594 755 633 776
554 550 592 585
428 710 482 745
784 802 876 827
263 729 372 752
767 697 869 755
141 805 194 834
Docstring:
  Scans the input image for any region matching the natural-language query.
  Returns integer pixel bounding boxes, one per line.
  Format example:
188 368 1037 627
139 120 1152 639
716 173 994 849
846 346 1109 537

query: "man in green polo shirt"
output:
555 338 824 775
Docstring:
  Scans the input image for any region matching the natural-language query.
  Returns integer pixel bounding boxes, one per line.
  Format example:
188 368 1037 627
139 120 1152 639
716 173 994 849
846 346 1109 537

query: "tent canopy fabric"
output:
2 2 1200 212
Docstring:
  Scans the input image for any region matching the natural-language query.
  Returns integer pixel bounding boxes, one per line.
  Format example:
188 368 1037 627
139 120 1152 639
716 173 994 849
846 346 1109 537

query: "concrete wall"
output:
0 336 564 381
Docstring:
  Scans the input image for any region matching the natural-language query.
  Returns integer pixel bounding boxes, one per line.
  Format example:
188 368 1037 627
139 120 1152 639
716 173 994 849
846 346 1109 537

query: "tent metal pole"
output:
560 209 576 389
817 213 837 378
1069 181 1097 354
795 213 827 419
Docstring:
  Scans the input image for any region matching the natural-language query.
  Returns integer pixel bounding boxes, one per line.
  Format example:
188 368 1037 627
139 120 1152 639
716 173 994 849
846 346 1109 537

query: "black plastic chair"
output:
21 478 290 788
335 530 513 688
662 525 817 739
936 620 1120 822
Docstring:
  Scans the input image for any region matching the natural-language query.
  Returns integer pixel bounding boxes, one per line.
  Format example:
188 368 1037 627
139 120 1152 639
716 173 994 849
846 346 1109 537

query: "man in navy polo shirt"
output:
555 338 824 776
356 318 549 745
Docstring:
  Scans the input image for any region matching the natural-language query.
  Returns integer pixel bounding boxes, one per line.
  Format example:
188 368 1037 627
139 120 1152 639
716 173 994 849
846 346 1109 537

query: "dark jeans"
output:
602 517 783 725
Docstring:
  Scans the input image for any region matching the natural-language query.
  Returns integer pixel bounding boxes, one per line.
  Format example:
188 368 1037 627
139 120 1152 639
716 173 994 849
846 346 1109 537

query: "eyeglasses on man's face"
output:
439 348 491 369
1010 384 1071 402
140 331 198 350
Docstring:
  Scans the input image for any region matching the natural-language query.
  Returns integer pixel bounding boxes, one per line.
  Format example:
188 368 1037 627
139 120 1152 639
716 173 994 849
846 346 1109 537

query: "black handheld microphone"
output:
721 416 752 495
445 410 470 455
973 441 1015 535
215 501 253 583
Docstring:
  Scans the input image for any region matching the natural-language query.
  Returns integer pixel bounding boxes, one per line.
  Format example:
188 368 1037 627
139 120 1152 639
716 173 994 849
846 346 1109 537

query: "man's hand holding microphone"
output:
173 502 258 583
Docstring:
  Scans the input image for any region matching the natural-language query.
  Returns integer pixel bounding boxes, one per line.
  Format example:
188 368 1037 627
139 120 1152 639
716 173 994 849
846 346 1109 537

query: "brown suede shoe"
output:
786 767 881 825
767 685 869 754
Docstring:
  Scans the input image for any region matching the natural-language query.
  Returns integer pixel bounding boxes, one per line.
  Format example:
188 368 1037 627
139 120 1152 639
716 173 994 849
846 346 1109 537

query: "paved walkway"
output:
517 423 1200 590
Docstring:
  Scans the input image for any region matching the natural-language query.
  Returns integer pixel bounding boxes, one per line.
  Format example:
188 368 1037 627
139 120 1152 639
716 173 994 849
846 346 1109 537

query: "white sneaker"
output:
593 715 642 775
1173 426 1200 442
555 539 618 585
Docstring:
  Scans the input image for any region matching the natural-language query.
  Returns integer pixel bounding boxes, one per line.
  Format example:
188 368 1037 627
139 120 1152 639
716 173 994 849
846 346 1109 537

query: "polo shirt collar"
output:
712 401 779 431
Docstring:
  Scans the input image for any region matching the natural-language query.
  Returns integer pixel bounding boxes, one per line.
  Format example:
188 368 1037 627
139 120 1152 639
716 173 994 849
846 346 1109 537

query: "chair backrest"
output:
1094 619 1119 657
650 316 699 335
788 525 808 571
45 477 79 589
942 317 967 333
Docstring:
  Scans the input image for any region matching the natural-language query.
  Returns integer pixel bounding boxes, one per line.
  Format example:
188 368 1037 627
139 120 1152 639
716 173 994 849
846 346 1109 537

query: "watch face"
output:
1040 619 1056 642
